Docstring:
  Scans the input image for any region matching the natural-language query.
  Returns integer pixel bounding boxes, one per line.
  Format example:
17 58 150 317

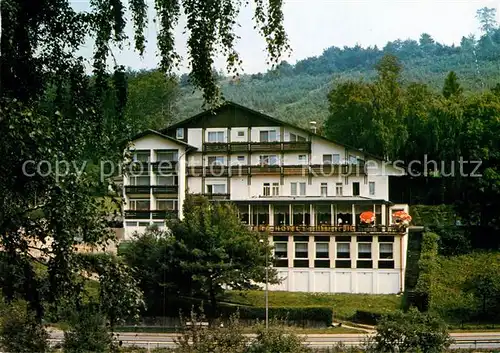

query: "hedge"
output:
413 231 439 311
351 309 395 325
142 296 333 326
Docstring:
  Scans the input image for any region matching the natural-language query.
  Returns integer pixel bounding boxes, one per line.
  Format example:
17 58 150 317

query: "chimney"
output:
310 121 317 134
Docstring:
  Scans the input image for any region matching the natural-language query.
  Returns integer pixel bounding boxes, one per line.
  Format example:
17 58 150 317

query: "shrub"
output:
174 311 248 353
0 302 50 353
373 308 452 353
62 303 116 353
413 231 439 310
246 319 310 353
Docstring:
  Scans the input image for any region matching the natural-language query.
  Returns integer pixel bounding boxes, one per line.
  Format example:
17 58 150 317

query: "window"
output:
176 128 184 139
263 183 271 196
157 151 178 162
332 154 340 164
152 221 164 227
207 156 225 166
316 205 331 225
260 130 277 142
157 175 175 185
290 133 297 142
125 221 137 227
133 151 150 162
321 183 328 196
236 156 245 163
274 243 287 258
336 182 343 196
379 243 393 259
358 243 372 259
323 154 332 164
156 199 177 210
316 243 329 259
260 155 279 166
295 243 308 258
274 205 289 226
272 182 279 196
353 182 360 196
207 184 226 194
139 221 150 227
299 182 306 196
291 182 306 196
298 154 307 164
293 204 310 225
207 131 225 142
129 199 150 210
369 182 375 196
349 155 357 165
130 174 150 186
336 243 350 258
237 131 245 137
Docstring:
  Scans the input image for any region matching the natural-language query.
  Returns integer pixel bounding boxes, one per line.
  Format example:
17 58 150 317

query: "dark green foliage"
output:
122 195 276 319
62 303 116 353
414 232 439 300
0 301 50 353
373 309 452 353
247 320 310 353
442 71 463 99
463 259 500 320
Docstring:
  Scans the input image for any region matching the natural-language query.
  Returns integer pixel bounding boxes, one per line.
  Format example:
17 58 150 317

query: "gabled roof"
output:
130 129 197 150
163 101 385 161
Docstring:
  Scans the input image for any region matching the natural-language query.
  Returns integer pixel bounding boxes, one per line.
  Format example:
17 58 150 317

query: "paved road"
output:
49 330 500 350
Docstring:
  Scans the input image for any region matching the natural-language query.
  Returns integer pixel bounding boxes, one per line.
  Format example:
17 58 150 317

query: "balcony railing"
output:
125 185 151 194
125 185 178 194
250 224 404 234
202 193 231 200
124 210 178 219
186 166 229 177
152 185 178 194
202 141 311 153
185 163 366 177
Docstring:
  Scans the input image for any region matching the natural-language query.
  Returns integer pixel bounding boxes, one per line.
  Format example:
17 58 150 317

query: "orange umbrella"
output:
393 211 412 222
360 211 375 224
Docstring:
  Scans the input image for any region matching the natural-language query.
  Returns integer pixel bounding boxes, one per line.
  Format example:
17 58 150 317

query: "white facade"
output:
123 103 410 294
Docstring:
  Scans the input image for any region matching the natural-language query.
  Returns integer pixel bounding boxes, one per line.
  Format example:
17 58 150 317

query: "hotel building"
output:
123 102 409 294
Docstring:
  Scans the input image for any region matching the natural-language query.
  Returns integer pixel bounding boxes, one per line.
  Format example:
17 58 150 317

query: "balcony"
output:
186 166 229 177
250 224 404 234
124 210 178 219
152 185 178 194
310 162 366 176
202 141 311 154
152 210 178 219
125 185 151 194
202 193 231 200
124 210 151 218
250 165 281 175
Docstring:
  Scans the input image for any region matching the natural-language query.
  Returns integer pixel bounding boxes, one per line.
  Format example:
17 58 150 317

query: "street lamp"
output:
259 238 269 330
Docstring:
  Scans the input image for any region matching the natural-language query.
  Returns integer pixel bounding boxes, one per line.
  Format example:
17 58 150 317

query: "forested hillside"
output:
161 8 500 127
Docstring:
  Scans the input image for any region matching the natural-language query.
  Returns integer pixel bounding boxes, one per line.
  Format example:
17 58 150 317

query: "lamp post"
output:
260 238 269 330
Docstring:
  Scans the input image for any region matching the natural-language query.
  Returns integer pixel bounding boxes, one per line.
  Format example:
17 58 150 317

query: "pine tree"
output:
442 71 463 99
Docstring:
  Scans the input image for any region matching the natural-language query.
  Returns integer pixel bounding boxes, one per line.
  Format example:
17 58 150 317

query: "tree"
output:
442 71 463 99
476 7 498 35
463 259 500 318
62 303 116 353
0 0 288 330
0 302 50 353
167 195 277 319
373 309 452 353
126 70 180 133
419 33 435 46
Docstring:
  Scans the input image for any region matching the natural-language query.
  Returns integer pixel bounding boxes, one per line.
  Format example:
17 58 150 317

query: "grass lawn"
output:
223 290 402 321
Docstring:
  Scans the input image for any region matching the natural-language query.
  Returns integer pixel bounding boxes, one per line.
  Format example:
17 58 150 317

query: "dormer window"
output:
176 128 184 139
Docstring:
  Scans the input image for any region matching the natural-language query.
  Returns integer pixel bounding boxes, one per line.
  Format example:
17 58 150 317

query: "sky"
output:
72 0 500 74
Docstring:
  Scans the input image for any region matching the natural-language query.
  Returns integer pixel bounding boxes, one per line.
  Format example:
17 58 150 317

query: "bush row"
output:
143 296 333 326
411 231 439 311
